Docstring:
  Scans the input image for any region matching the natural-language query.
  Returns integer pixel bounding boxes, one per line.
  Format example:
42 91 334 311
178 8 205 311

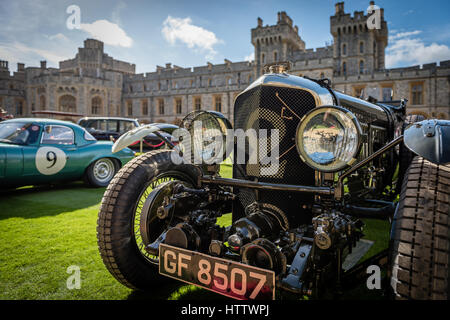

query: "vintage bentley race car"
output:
0 118 135 189
97 63 450 300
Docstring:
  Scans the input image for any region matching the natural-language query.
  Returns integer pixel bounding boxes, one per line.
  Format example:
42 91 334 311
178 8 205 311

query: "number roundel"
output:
35 147 67 175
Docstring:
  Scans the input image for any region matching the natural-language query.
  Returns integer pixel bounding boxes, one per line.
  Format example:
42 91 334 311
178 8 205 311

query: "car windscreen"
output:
119 120 137 133
0 122 40 145
41 125 75 145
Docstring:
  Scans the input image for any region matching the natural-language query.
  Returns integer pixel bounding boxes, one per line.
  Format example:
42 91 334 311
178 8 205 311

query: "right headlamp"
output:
295 106 362 172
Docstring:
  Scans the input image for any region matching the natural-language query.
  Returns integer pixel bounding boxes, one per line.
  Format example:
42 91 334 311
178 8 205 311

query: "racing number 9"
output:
197 259 267 299
46 151 57 168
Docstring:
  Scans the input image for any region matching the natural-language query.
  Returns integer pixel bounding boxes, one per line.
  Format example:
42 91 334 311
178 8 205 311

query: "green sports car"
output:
0 118 135 189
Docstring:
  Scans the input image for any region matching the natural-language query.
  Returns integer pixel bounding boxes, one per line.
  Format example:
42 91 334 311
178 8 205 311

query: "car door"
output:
32 124 80 180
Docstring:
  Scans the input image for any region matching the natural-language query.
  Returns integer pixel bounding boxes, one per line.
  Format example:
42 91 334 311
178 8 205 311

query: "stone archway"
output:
59 95 76 113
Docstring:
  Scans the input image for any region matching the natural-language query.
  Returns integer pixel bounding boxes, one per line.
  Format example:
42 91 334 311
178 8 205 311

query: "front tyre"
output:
96 150 201 289
390 156 450 299
85 158 118 187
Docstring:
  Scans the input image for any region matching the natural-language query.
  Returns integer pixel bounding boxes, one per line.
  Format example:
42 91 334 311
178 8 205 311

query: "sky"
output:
1 0 450 74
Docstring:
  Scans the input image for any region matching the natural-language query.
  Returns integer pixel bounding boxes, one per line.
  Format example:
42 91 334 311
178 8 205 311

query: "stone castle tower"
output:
251 11 306 76
330 1 388 76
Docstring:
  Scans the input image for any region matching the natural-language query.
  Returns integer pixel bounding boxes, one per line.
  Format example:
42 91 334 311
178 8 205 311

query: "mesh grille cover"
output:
232 85 316 226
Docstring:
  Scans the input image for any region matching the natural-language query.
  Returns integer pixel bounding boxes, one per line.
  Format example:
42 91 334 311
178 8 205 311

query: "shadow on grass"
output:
0 181 106 220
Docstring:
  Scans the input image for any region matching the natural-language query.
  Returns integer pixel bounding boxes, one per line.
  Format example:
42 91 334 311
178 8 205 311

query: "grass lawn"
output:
0 164 389 300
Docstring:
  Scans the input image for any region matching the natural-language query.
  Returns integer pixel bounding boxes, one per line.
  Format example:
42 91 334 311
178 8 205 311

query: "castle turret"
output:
330 1 388 76
251 12 306 76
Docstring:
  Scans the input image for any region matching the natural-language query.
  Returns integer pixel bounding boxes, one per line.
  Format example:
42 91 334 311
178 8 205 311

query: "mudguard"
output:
112 123 179 153
404 119 450 165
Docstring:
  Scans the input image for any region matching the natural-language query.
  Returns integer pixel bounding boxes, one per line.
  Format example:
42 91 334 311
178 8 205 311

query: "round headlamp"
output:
295 106 362 172
181 110 232 164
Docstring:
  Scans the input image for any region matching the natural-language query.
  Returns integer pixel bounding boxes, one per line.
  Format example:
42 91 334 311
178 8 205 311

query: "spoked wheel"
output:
133 174 193 264
97 150 201 289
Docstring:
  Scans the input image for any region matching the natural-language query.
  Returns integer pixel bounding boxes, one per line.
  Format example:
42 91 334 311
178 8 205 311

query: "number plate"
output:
159 243 275 300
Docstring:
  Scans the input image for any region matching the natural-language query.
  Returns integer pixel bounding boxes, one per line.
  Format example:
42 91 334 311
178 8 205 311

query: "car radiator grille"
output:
232 85 316 226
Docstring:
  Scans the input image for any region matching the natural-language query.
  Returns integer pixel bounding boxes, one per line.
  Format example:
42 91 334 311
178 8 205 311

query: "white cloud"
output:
162 16 222 59
80 20 133 48
0 41 70 69
386 30 450 68
390 30 422 40
244 52 254 62
47 33 70 42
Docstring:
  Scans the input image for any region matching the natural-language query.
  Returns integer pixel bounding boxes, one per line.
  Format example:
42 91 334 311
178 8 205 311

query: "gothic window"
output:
158 99 165 115
359 60 364 74
141 100 148 115
59 95 76 113
175 98 182 114
194 97 201 111
127 101 133 116
342 62 347 75
360 42 364 54
411 83 424 105
342 43 347 56
91 96 102 115
214 96 222 112
273 51 278 61
16 100 24 115
40 95 46 110
382 87 393 101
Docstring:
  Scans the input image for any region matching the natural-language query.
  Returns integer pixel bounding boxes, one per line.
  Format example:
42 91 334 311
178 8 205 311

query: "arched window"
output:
360 42 364 54
262 53 265 64
342 44 347 56
59 95 76 113
359 60 364 74
91 96 102 115
39 95 45 110
273 51 278 62
342 62 347 75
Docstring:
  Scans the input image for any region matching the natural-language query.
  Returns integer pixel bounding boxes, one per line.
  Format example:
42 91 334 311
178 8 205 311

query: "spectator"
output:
0 108 13 122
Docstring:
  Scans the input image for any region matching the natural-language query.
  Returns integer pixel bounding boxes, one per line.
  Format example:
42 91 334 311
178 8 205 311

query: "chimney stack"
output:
40 60 47 69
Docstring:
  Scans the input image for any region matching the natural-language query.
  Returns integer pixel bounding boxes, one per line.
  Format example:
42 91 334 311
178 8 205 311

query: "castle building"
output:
0 1 449 124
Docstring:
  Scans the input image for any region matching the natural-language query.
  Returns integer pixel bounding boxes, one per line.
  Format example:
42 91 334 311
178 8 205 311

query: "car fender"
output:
404 119 450 165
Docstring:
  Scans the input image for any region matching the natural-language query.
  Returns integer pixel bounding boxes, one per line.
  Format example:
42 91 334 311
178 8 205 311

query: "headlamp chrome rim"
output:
181 110 232 164
295 105 363 172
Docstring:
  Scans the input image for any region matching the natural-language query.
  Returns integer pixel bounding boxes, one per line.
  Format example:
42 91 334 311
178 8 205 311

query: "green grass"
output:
0 163 389 300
